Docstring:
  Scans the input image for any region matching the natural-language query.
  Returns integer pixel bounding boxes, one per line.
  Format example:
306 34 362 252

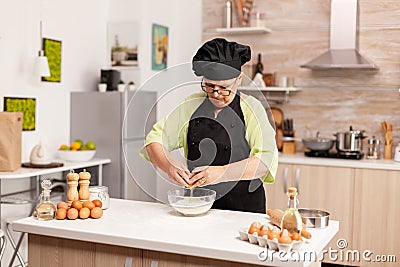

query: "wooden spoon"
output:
381 121 387 133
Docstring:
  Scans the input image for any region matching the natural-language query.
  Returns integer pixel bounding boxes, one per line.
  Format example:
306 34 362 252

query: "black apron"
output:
187 93 266 213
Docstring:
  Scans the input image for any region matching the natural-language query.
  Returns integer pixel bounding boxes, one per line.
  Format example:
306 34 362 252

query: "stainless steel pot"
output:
335 126 366 152
299 208 330 228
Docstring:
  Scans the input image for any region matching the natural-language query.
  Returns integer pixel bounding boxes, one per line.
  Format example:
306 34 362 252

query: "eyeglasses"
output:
201 78 237 96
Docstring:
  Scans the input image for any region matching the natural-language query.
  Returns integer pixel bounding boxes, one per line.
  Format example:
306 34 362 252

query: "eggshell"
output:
79 207 90 219
92 199 102 208
90 207 103 219
57 202 69 210
67 208 79 220
71 200 82 210
56 208 67 220
83 201 95 210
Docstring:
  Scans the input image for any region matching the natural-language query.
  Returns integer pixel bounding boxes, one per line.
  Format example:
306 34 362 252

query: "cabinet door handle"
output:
124 257 133 267
295 168 300 195
283 167 289 194
151 261 159 267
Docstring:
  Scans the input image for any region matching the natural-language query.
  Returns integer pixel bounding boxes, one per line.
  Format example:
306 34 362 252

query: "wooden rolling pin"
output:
267 209 312 239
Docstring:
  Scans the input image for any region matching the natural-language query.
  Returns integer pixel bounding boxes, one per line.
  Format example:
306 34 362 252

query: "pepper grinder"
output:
66 170 79 206
79 169 91 202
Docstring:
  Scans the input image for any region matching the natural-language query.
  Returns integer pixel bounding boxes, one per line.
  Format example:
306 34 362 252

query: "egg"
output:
56 208 67 220
267 231 280 240
278 229 292 244
92 199 102 208
67 208 79 220
90 207 103 219
291 232 302 241
248 221 262 235
79 207 90 219
83 201 95 210
71 200 82 210
57 202 69 210
258 224 272 237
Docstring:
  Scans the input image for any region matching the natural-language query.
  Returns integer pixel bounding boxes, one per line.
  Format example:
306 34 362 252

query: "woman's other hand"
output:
189 165 227 187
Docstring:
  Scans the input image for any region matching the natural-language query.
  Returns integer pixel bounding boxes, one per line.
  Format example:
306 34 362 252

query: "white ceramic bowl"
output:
167 188 216 216
58 150 96 162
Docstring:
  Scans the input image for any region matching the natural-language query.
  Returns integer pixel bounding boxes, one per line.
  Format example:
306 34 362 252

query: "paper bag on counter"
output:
0 112 23 171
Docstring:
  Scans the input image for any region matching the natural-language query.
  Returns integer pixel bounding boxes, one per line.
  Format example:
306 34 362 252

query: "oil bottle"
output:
281 187 302 234
34 179 56 221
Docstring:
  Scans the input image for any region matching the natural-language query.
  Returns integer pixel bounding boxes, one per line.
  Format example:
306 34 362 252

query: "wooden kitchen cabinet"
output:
265 163 355 265
352 169 400 267
28 234 143 267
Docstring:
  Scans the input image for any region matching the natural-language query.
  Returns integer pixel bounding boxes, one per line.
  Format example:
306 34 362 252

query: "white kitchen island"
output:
13 198 338 267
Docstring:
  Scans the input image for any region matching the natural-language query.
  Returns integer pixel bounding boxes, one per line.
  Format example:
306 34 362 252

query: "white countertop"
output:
0 158 111 179
279 153 400 171
13 198 338 267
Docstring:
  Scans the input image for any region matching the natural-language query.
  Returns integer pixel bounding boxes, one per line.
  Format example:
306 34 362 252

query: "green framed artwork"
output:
3 97 36 131
42 38 62 82
152 23 168 70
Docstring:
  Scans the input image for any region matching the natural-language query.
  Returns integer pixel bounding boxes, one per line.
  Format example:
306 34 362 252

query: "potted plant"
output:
98 77 107 92
117 80 126 92
128 81 135 91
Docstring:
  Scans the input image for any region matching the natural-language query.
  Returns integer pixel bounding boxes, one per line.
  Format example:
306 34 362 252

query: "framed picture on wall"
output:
42 38 62 82
3 97 36 131
151 23 168 70
108 21 139 67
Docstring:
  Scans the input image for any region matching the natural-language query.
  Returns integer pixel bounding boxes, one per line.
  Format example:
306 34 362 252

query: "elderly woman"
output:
140 38 278 213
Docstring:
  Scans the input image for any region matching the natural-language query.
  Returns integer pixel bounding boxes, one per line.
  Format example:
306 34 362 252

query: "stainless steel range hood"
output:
301 0 378 70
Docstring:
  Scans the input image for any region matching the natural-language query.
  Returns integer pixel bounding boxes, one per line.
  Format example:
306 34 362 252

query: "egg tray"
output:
238 227 303 252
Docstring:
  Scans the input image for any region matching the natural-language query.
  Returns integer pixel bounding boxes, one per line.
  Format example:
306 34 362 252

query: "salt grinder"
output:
79 169 91 202
66 170 79 205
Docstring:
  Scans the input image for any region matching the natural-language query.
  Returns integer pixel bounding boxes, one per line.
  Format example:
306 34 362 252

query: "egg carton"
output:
238 227 303 252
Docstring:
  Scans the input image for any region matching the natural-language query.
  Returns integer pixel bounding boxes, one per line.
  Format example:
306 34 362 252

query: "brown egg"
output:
92 199 102 208
71 200 82 210
278 235 292 244
83 201 95 210
291 232 302 241
267 231 280 240
57 202 69 210
67 208 79 220
90 207 103 219
56 208 67 220
248 221 262 235
79 207 90 219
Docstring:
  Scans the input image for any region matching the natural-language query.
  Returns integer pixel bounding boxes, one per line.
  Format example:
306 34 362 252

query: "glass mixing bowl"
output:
167 188 216 216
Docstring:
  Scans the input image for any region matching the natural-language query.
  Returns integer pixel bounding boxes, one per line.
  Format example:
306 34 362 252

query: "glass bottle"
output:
281 187 302 234
34 179 56 221
254 53 264 75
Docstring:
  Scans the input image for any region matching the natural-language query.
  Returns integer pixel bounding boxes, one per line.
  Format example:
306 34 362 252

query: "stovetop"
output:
304 150 364 160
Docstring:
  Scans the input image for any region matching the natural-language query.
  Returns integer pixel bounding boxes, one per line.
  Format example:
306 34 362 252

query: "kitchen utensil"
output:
168 188 216 216
302 132 335 151
334 126 366 152
298 208 330 228
30 142 52 165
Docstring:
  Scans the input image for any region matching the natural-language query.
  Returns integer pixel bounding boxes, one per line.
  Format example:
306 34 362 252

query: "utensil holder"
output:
282 141 296 154
384 144 392 159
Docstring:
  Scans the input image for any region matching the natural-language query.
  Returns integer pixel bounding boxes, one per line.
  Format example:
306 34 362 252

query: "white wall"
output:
0 0 109 162
0 1 202 265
